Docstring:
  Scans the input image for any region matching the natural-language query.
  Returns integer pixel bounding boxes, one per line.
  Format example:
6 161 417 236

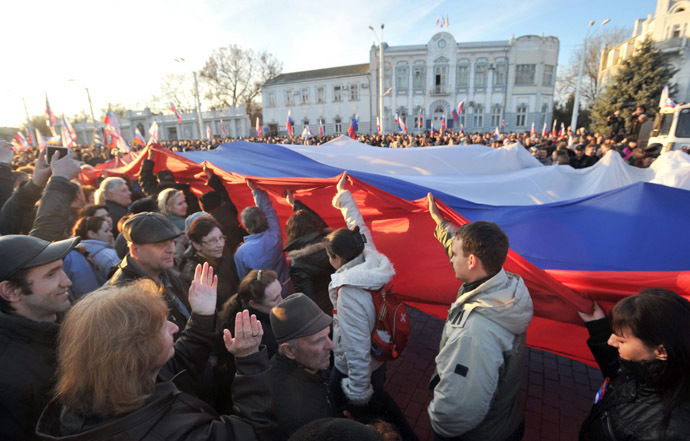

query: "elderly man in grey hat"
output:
269 293 336 440
0 234 78 440
109 212 191 332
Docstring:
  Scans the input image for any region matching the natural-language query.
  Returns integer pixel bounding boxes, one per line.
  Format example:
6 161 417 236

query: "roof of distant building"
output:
264 63 370 86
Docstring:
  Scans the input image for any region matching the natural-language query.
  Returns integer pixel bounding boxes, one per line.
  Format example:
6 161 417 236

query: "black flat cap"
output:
129 197 159 214
0 235 79 281
122 212 181 244
270 293 332 344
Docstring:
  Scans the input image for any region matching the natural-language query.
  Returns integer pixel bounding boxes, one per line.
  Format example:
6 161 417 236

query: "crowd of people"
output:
1 119 689 441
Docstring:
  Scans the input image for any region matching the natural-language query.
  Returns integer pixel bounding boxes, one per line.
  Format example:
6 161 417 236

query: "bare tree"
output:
556 26 631 108
200 45 282 114
158 72 198 113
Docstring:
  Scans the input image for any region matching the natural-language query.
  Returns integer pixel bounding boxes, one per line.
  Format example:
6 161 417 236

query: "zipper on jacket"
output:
603 411 618 441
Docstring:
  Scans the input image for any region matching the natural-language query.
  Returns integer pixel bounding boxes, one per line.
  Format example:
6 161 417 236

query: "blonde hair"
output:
55 279 168 416
93 188 106 205
158 188 183 216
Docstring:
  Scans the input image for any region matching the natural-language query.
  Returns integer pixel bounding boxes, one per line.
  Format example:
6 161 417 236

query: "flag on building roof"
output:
319 119 325 137
256 117 262 138
61 115 77 147
147 121 159 145
286 110 294 136
440 115 447 133
170 102 182 123
446 14 450 28
133 128 145 147
348 114 358 139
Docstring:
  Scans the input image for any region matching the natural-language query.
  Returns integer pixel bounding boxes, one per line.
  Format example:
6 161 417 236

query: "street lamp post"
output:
571 19 610 135
369 24 385 135
67 79 98 144
175 58 204 139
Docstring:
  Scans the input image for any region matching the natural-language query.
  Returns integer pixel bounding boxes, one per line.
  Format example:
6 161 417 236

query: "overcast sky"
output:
1 0 654 128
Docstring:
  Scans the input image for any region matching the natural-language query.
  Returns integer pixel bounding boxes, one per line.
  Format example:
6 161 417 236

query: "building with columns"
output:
598 0 690 103
262 32 559 136
71 106 250 145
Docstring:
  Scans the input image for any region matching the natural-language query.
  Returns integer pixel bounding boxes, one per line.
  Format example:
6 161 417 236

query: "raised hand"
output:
285 188 295 207
32 149 52 187
188 262 218 315
50 151 82 180
223 309 263 357
428 192 444 226
0 141 14 164
203 163 213 179
337 171 348 192
577 301 606 323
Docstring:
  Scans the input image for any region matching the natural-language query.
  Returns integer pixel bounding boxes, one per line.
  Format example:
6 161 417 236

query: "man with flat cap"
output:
109 212 191 332
269 293 337 440
0 234 78 440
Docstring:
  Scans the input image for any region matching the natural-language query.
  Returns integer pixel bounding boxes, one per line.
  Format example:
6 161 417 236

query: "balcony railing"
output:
430 86 449 95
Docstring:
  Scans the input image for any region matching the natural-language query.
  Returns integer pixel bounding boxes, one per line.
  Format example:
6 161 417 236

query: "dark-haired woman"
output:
578 288 690 440
214 269 283 413
283 189 334 316
180 215 239 308
72 216 120 284
325 172 418 441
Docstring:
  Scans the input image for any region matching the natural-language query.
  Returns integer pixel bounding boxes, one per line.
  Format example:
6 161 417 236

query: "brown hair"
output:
55 279 168 416
71 216 107 241
188 216 222 245
454 221 509 276
285 209 325 245
219 269 277 329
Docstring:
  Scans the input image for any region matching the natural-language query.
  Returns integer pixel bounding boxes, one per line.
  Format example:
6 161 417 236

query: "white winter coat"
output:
328 190 394 404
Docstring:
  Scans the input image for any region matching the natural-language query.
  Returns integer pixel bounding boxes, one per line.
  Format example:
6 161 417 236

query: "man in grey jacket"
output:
427 194 533 441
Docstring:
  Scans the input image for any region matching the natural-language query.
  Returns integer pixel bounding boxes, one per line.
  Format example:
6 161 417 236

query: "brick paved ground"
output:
385 307 603 441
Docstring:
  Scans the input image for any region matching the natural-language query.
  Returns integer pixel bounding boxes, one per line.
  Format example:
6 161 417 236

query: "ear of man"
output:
0 280 22 303
280 341 297 361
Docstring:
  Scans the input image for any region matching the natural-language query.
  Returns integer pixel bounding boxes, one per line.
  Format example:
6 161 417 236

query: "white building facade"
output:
262 32 559 136
72 106 250 145
599 0 690 103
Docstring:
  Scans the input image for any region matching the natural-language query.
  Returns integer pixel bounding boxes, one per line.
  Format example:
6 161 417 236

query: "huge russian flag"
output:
81 138 690 365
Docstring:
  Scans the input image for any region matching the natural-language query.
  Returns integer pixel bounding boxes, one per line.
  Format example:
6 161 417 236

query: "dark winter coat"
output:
270 353 336 441
579 318 690 441
205 173 247 254
139 158 200 215
0 312 60 441
0 179 43 235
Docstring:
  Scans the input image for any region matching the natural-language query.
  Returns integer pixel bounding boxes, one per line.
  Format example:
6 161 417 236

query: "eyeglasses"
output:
201 235 226 246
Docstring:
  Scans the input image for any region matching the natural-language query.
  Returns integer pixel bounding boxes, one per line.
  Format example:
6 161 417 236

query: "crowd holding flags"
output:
147 121 159 146
60 115 78 147
530 121 536 136
348 114 359 139
221 121 226 136
133 129 145 147
376 116 382 136
319 119 325 137
11 133 30 152
394 112 407 134
256 117 262 138
440 115 447 133
35 129 46 151
541 122 548 137
286 110 294 136
206 126 213 142
418 109 423 129
559 122 565 137
104 109 130 152
170 102 182 123
45 94 58 137
494 127 500 140
302 125 313 138
552 119 558 137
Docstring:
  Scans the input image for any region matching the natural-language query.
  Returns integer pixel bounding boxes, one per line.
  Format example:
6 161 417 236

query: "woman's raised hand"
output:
223 310 263 357
337 171 348 192
577 301 606 323
188 262 218 315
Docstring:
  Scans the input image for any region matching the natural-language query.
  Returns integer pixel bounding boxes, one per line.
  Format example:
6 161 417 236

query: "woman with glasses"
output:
214 269 283 413
181 216 239 308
